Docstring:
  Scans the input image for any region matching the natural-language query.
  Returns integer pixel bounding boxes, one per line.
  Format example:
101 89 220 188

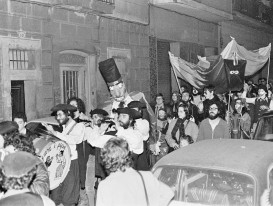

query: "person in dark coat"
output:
197 85 226 122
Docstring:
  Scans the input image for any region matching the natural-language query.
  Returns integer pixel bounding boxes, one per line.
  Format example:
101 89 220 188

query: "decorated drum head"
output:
33 137 71 190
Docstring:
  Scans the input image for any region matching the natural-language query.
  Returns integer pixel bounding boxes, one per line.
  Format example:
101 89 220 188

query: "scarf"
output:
171 118 187 144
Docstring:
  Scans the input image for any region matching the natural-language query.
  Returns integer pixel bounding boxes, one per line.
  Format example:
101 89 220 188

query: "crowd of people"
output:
0 56 272 206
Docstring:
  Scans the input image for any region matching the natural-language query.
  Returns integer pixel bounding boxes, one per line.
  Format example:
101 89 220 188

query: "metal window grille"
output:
62 70 79 102
9 49 31 70
97 0 115 4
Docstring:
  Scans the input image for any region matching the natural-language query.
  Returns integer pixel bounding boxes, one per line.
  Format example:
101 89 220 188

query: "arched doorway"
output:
59 50 97 113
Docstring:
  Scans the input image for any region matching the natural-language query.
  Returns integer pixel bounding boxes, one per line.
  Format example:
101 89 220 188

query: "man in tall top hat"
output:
99 58 157 167
43 104 85 206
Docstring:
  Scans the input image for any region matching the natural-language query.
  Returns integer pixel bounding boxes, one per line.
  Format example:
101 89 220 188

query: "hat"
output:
116 108 141 119
127 101 146 109
2 151 39 178
90 109 109 116
0 121 19 135
258 84 268 94
51 104 77 112
99 58 122 86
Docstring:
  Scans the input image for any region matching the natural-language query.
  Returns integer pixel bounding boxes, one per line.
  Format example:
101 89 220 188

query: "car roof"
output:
153 139 273 178
28 116 58 125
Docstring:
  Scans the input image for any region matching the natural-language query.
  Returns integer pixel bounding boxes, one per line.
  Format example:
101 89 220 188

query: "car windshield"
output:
154 166 255 206
254 116 273 141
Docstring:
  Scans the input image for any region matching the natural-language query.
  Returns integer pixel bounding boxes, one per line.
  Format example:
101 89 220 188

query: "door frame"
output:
59 50 97 113
0 35 41 121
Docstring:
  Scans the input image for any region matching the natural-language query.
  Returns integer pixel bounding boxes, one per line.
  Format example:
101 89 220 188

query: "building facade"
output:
0 0 150 121
149 0 273 102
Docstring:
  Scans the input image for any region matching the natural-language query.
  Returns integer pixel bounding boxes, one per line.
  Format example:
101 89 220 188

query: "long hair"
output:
100 138 132 174
67 97 86 114
4 133 36 155
3 166 37 190
178 103 190 120
170 91 181 106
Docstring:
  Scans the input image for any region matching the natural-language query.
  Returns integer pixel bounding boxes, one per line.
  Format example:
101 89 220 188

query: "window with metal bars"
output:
9 49 35 70
62 70 79 102
97 0 115 4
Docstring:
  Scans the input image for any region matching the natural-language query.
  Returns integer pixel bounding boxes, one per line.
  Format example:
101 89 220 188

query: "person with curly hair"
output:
96 137 174 206
0 151 55 206
2 132 50 197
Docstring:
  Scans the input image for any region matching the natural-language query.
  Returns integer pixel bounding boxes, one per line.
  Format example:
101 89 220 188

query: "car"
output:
253 111 273 141
152 139 273 206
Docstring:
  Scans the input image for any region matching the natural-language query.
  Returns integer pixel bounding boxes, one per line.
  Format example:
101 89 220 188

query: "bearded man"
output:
98 58 157 166
43 104 85 206
115 107 144 169
197 101 230 141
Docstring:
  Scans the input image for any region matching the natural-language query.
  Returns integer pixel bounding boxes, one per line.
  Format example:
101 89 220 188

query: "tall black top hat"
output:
99 58 122 86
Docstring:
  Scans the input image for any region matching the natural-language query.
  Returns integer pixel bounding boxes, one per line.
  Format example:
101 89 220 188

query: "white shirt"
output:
96 168 174 206
55 119 85 160
86 126 115 148
134 119 150 141
116 127 143 154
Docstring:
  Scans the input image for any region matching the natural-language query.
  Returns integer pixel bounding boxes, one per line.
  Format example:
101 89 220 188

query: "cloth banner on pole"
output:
169 52 247 93
221 37 271 76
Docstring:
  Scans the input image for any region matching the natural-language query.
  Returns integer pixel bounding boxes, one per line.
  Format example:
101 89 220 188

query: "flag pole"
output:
267 54 271 86
171 66 182 94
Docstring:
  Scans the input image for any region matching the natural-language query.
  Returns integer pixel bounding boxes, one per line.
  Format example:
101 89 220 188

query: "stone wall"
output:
0 0 150 118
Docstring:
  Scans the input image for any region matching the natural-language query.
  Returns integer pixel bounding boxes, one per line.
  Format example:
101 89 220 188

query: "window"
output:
62 70 80 102
154 166 255 205
9 49 35 70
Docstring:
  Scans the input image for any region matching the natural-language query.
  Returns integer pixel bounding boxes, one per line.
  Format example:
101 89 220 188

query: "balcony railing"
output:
233 0 273 26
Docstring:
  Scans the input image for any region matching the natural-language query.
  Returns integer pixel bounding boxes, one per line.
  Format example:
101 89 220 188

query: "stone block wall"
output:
0 0 150 118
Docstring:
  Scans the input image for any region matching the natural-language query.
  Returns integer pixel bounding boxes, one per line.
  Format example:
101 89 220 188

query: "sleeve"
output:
164 121 176 147
144 172 174 206
30 159 50 196
223 121 231 139
134 119 150 141
197 121 205 142
269 99 273 111
188 122 199 142
55 123 85 145
86 127 100 146
241 113 251 133
244 97 256 104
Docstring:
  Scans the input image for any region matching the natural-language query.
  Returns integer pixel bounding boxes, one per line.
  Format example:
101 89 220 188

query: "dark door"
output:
11 81 25 119
157 40 171 103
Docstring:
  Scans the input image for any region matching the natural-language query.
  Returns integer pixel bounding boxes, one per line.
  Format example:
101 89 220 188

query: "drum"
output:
33 137 71 190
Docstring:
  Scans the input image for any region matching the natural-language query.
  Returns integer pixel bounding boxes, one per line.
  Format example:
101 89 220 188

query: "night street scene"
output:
0 0 273 206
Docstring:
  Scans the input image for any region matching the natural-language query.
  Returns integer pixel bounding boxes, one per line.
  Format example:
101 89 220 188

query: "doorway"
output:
11 80 25 120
